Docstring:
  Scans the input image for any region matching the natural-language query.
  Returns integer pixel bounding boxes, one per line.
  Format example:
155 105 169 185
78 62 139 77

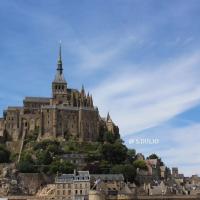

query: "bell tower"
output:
52 42 67 104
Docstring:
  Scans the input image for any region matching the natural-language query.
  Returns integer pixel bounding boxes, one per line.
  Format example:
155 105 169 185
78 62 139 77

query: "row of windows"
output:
57 189 71 196
26 103 48 108
57 183 89 189
57 184 71 189
75 189 85 195
7 117 14 121
57 189 88 196
75 183 88 189
6 121 30 129
55 85 65 90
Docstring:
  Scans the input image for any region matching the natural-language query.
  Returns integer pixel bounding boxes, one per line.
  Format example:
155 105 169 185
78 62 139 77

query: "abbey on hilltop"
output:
0 44 118 143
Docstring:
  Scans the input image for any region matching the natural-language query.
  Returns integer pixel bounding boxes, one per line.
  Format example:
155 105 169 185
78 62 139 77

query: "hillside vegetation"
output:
1 131 151 182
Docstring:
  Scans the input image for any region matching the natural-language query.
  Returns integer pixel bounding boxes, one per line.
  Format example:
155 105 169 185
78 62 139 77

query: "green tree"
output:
99 160 111 174
25 128 39 145
47 143 63 155
133 160 147 170
111 164 136 182
36 150 52 165
34 140 60 151
103 132 117 143
20 152 34 162
49 160 75 174
17 152 35 173
127 149 136 163
17 160 35 173
147 153 159 159
87 152 102 162
101 141 127 164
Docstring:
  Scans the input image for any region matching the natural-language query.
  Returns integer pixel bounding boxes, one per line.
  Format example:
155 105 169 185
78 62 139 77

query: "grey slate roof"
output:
53 73 66 83
91 174 124 181
24 97 50 103
55 171 90 183
67 88 79 93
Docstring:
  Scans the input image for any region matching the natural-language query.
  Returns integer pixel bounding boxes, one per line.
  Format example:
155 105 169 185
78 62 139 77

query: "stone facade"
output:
172 167 179 178
55 171 90 200
0 45 118 144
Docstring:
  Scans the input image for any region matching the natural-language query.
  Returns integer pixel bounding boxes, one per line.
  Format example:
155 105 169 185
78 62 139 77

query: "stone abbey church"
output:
0 45 118 144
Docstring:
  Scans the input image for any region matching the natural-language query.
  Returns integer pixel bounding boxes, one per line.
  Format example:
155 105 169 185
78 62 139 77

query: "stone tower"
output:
52 43 68 105
0 43 119 147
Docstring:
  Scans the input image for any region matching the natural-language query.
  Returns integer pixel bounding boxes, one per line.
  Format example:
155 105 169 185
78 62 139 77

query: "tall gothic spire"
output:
57 41 63 75
81 84 85 96
107 112 111 121
53 41 66 83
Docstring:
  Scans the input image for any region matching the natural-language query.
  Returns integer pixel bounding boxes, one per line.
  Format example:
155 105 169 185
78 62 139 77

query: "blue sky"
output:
1 0 200 176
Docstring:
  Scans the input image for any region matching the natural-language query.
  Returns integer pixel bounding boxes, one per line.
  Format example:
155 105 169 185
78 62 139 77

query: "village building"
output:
55 170 90 200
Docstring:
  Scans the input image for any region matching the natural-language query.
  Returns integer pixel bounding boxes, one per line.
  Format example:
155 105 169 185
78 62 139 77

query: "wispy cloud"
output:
67 34 142 72
90 51 200 135
125 122 200 176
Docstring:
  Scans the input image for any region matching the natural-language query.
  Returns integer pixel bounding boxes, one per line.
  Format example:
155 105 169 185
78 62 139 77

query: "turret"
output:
90 95 93 107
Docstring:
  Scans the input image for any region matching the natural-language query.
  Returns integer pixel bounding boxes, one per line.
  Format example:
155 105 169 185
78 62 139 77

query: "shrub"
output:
17 160 35 173
0 145 10 163
111 164 136 182
101 141 127 164
133 160 147 170
49 160 75 174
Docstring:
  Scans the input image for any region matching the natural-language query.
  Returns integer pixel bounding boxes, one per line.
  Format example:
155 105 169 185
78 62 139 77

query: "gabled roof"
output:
55 171 90 183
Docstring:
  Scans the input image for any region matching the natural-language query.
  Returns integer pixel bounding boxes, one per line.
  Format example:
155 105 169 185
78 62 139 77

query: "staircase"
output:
36 184 56 197
17 130 26 163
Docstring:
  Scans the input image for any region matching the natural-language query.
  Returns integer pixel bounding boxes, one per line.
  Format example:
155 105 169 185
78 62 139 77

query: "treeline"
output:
1 131 160 183
15 131 150 182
